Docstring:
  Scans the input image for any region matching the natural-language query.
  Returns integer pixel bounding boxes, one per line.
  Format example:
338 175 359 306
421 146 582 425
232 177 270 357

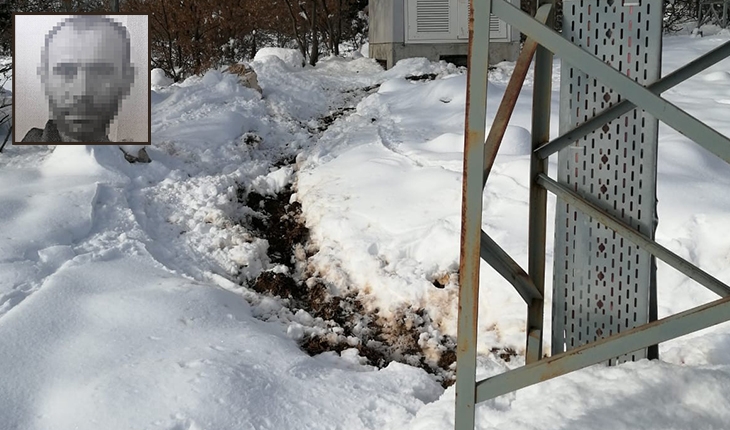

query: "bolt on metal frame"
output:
455 1 730 429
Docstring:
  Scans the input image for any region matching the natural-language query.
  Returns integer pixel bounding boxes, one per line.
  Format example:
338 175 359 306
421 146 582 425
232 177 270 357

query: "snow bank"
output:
251 166 294 196
151 69 269 164
251 50 382 122
0 255 442 429
382 57 462 80
254 47 304 69
42 145 130 179
151 68 173 87
298 61 542 347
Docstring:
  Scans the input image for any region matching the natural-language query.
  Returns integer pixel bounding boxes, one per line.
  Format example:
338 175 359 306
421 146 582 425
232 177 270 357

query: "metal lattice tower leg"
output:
455 1 730 429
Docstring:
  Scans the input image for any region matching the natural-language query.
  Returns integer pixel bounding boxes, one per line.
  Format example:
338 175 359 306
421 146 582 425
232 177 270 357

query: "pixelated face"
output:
41 20 133 141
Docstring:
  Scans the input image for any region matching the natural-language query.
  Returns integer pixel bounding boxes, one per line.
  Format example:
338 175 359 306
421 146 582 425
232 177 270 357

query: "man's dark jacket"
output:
21 120 111 143
21 120 63 142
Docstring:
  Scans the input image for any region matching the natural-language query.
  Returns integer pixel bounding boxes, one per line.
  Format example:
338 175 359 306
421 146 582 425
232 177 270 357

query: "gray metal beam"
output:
537 174 730 298
524 0 554 364
476 294 730 402
492 0 730 165
536 41 730 159
455 0 491 428
480 230 543 304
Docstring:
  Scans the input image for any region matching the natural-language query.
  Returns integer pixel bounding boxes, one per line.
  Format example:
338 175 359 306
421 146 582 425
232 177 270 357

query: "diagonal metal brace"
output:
537 174 730 298
476 294 730 402
480 230 543 304
483 3 552 188
492 0 730 164
535 41 730 159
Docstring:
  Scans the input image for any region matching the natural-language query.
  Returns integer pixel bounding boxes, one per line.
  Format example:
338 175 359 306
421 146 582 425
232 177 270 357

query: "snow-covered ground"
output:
1 32 729 429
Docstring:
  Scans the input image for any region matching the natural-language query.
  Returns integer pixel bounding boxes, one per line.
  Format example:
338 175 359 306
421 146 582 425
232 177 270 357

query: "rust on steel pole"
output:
454 0 491 429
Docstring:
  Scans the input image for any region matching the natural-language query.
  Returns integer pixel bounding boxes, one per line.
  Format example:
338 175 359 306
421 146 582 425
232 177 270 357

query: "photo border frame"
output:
11 12 151 146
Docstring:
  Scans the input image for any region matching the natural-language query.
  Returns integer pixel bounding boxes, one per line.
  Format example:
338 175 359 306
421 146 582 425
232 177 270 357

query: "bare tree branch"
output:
0 125 10 153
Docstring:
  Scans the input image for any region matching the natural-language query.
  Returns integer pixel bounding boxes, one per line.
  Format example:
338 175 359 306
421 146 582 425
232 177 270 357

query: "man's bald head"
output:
39 16 134 142
41 15 132 74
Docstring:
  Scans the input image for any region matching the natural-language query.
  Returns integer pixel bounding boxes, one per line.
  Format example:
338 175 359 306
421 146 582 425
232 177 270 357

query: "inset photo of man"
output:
14 14 149 144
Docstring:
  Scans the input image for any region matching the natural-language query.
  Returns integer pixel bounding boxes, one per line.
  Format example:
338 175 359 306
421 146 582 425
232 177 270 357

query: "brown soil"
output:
318 83 381 133
318 107 355 132
250 271 304 301
245 185 308 269
405 73 438 82
240 181 458 387
491 346 518 363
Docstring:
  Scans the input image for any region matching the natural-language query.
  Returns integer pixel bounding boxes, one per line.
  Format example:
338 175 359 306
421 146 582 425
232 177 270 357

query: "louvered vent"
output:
489 14 500 31
416 0 450 33
489 14 508 38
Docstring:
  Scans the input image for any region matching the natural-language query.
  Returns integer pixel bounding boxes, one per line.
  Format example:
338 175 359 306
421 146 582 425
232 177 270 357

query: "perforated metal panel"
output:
552 0 661 362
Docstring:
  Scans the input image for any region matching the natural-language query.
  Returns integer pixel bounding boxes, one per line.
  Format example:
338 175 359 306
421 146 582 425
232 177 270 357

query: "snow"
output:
151 68 174 87
250 165 294 196
1 33 730 429
253 47 305 69
298 59 551 348
0 254 444 429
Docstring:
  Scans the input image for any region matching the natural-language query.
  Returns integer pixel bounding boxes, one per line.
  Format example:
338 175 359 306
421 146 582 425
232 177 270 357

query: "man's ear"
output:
37 64 47 84
126 64 135 84
121 63 135 96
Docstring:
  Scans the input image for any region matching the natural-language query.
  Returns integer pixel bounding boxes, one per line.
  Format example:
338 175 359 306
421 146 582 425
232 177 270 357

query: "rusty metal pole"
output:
524 0 554 365
454 0 491 428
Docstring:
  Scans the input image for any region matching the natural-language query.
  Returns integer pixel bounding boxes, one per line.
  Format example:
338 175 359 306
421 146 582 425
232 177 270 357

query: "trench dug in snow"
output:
241 147 463 387
234 99 516 387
